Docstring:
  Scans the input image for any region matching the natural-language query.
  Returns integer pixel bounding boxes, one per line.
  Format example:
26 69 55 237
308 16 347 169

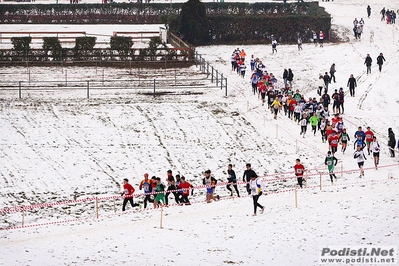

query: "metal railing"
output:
0 77 218 99
0 53 229 99
194 51 228 97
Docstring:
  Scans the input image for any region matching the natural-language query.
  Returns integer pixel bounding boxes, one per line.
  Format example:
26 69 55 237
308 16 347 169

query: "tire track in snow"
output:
357 74 381 110
204 105 276 172
135 105 177 169
355 48 399 110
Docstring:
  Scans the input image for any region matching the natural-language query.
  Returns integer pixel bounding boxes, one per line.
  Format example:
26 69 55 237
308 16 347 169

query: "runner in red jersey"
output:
294 159 306 188
328 131 339 156
364 126 374 155
122 178 139 211
178 176 194 205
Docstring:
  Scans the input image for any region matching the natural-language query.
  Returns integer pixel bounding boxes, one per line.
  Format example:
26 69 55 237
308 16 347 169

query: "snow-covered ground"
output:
1 0 399 265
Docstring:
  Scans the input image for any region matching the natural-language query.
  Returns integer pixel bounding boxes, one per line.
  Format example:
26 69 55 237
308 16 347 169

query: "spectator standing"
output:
272 39 278 53
319 31 325 47
388 128 396 157
364 54 372 74
321 92 331 108
287 68 294 87
323 72 330 94
317 75 324 96
347 74 357 97
376 53 386 72
298 37 303 51
283 68 288 86
312 31 318 46
338 87 345 114
381 7 386 21
329 63 336 83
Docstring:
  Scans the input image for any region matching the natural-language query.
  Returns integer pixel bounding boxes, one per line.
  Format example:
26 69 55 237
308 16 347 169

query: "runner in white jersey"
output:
353 145 367 177
369 136 380 169
249 176 265 216
300 114 308 138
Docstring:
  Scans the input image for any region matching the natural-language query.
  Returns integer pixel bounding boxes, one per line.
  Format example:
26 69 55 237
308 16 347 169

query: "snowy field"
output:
1 0 399 265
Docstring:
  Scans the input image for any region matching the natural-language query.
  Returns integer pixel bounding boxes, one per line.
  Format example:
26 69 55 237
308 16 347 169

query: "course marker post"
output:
319 173 322 190
388 172 394 179
95 197 99 219
160 208 163 229
294 187 298 208
276 124 278 138
22 210 25 227
341 161 343 178
153 79 156 98
18 81 22 99
225 78 228 97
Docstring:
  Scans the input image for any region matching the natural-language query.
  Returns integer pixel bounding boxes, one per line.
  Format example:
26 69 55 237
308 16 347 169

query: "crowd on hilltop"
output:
380 7 397 24
352 18 365 40
351 6 398 41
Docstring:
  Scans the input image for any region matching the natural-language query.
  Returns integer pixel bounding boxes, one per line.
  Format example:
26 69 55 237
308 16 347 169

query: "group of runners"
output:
120 125 394 214
229 45 394 187
230 48 248 78
121 170 194 211
120 164 265 216
123 35 398 215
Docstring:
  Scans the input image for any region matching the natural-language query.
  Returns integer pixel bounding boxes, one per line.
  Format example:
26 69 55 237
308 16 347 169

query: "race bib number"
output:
296 169 303 174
